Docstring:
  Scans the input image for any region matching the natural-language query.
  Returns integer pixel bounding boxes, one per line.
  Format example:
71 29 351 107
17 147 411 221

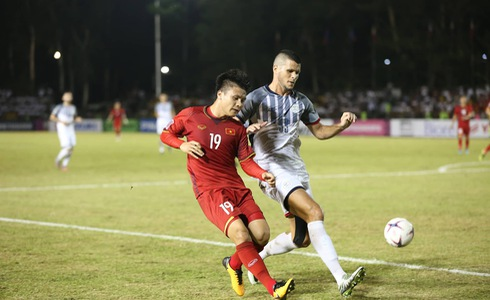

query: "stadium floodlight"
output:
54 51 62 60
161 66 170 74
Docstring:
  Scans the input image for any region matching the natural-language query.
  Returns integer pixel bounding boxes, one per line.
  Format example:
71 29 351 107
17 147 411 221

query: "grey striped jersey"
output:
155 102 174 119
237 85 320 162
51 104 78 124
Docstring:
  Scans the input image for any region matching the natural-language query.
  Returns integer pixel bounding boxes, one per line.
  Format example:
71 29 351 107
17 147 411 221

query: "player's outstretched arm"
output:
308 112 356 140
450 114 456 128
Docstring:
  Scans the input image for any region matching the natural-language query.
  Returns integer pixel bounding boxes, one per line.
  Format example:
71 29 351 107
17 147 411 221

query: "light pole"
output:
384 58 391 86
483 53 488 88
154 0 162 97
54 50 64 93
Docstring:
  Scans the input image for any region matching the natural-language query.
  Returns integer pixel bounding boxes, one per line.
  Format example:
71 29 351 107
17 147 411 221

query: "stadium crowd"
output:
1 85 490 124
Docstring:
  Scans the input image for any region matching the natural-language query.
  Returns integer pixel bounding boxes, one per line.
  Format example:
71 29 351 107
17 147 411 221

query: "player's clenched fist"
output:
261 172 275 188
340 112 357 129
180 141 204 159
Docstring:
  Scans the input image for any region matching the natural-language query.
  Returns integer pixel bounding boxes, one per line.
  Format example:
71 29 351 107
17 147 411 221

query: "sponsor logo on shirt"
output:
247 258 258 268
198 124 207 130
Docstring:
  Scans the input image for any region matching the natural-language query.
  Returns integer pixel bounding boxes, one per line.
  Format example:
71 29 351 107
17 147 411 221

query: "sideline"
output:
1 162 489 193
1 217 488 278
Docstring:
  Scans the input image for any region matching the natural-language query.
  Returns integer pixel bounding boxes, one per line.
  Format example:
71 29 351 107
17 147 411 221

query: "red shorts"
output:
197 188 265 237
113 121 122 133
458 125 470 136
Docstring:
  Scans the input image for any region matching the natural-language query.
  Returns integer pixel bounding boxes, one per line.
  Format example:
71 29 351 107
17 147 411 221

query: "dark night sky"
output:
108 0 154 92
1 0 489 107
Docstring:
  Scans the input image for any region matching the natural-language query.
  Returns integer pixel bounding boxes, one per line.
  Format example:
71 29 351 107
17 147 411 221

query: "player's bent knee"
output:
228 225 252 245
253 231 270 246
307 205 324 222
248 218 270 246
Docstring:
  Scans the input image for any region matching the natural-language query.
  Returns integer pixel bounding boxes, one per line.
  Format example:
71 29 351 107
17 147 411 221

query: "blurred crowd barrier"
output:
1 86 489 136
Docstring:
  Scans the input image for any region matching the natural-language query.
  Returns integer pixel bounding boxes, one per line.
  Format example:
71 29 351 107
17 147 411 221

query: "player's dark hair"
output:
215 69 251 94
278 49 301 64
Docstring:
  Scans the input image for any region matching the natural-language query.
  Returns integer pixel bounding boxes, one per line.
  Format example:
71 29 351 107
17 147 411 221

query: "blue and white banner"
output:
48 119 103 132
139 118 157 133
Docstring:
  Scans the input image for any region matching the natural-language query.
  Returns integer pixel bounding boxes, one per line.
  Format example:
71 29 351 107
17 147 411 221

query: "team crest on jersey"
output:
197 124 207 130
290 103 300 113
225 128 236 135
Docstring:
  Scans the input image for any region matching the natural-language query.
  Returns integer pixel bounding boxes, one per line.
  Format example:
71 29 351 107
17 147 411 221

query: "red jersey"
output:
161 106 263 197
109 108 126 126
453 105 473 128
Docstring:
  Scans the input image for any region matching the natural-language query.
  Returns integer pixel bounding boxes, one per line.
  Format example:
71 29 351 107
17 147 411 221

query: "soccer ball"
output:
384 218 414 247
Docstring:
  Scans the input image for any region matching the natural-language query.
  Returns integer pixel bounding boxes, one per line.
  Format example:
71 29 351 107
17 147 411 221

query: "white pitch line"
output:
1 162 489 193
438 161 490 173
0 180 188 192
1 217 489 278
0 217 231 247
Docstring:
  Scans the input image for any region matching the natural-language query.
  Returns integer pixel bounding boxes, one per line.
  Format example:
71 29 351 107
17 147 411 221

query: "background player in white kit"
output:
50 91 82 171
154 93 175 153
236 49 365 297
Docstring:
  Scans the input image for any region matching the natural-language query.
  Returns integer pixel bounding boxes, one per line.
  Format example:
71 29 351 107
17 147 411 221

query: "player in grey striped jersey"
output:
50 92 82 171
237 50 365 297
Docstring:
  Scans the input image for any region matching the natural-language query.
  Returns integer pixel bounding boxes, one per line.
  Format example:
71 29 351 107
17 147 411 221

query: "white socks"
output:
56 147 72 167
307 220 346 284
260 232 297 260
259 221 347 284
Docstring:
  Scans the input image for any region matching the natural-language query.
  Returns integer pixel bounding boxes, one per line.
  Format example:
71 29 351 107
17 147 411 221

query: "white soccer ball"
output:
384 217 414 247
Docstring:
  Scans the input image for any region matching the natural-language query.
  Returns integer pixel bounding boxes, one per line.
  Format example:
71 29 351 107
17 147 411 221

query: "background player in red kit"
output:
107 101 128 141
479 100 490 161
160 69 294 299
451 96 474 154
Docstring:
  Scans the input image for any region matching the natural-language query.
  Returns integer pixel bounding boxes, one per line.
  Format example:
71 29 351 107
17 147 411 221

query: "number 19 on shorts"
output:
219 201 234 215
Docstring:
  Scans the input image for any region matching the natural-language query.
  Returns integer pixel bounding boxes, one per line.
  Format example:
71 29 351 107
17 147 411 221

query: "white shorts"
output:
57 123 76 148
258 161 313 216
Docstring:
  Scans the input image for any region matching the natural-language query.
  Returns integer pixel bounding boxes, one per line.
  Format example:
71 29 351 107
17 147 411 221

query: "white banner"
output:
390 119 489 138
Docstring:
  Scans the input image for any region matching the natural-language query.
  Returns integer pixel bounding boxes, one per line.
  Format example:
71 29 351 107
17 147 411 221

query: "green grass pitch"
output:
1 132 489 299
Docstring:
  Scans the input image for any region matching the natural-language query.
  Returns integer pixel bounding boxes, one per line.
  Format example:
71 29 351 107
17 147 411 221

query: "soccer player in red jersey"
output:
479 100 490 160
160 69 295 299
107 101 128 141
451 96 474 154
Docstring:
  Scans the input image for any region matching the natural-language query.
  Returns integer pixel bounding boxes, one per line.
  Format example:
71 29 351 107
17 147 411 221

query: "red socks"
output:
229 241 276 295
485 144 490 154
